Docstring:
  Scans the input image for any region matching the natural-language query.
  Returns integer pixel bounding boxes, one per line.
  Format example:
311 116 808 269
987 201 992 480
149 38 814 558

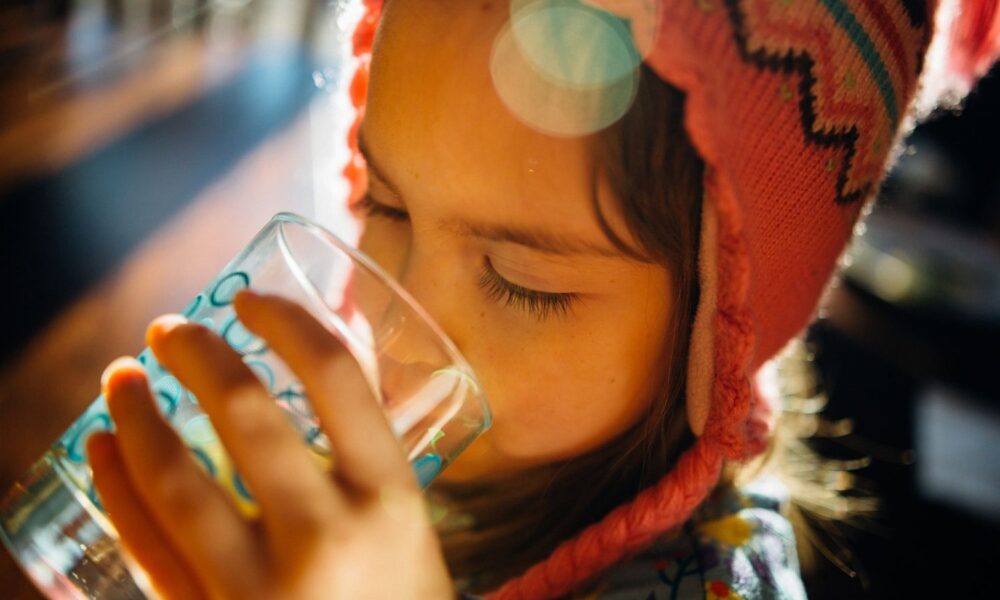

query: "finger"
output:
146 316 342 543
234 291 415 493
102 358 263 597
88 432 207 600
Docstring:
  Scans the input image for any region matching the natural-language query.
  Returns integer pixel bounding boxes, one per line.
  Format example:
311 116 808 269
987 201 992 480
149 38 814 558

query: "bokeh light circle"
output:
510 0 641 88
491 0 641 136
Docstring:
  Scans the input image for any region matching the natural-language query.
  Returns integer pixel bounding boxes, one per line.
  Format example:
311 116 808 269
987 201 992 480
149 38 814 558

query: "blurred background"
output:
0 1 997 598
798 60 1000 597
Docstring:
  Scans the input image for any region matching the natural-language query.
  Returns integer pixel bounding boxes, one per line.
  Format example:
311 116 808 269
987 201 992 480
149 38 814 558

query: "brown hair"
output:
428 66 706 593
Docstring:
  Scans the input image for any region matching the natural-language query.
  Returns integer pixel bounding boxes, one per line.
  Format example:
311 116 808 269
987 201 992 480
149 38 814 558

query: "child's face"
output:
358 1 675 480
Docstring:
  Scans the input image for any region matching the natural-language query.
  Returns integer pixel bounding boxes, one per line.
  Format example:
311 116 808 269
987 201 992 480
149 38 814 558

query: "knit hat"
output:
342 1 999 598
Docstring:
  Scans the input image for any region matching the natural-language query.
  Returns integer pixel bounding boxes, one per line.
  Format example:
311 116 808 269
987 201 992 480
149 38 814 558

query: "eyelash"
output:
354 194 578 320
478 257 578 321
353 193 410 222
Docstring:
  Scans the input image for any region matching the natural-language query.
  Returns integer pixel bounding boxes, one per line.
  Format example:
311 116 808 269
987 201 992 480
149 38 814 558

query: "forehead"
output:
364 0 632 248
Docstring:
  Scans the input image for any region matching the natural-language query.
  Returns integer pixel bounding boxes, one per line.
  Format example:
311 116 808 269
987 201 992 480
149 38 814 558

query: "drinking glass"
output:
0 212 491 599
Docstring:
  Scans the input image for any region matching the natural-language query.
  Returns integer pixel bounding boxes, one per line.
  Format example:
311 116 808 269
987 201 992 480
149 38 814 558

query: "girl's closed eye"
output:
478 257 579 321
352 192 578 321
352 193 410 222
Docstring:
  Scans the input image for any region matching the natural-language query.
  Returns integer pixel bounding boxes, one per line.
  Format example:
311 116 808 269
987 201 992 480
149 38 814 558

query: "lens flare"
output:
491 0 641 136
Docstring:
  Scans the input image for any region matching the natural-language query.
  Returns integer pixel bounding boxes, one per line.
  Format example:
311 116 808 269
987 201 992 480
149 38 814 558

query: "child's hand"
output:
87 291 454 600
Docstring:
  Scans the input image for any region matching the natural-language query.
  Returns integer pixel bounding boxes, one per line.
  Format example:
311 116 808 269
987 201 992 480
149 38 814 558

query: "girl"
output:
86 1 999 598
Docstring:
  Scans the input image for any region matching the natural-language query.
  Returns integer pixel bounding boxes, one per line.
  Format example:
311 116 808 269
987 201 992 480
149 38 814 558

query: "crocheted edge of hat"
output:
644 6 763 462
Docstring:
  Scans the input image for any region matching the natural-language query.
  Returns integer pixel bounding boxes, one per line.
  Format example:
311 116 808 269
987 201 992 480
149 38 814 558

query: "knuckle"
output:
145 447 202 516
313 347 363 387
282 503 334 539
221 388 281 437
222 376 267 402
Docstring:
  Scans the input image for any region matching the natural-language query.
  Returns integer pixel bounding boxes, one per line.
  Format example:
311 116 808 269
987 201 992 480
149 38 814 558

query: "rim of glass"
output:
269 212 491 428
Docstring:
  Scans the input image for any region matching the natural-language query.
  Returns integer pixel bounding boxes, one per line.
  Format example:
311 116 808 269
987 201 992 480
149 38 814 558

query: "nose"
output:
391 245 465 353
362 247 487 463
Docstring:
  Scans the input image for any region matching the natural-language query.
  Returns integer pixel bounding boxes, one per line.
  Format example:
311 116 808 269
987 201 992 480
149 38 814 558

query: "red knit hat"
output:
343 1 999 598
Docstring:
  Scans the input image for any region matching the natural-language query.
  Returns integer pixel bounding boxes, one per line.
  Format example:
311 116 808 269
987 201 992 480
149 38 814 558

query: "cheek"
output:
478 321 666 463
356 219 411 280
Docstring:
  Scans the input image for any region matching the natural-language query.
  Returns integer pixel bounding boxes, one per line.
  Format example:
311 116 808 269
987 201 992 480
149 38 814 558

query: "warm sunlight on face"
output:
358 0 674 481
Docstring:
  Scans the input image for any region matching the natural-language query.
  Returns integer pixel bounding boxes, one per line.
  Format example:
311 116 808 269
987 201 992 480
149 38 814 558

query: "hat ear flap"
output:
685 198 718 437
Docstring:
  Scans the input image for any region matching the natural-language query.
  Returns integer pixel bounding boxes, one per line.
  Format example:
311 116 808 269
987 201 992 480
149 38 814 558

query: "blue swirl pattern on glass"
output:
54 268 441 514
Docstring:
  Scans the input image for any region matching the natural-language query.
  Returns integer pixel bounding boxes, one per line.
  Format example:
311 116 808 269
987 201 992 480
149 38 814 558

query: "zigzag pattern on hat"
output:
725 0 928 204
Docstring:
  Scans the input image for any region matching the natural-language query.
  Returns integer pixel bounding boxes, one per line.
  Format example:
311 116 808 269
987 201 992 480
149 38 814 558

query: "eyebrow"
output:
358 131 406 202
437 218 630 259
358 130 637 260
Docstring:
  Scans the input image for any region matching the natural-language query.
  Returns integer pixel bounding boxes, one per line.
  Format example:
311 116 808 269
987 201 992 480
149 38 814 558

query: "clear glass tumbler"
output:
0 212 491 599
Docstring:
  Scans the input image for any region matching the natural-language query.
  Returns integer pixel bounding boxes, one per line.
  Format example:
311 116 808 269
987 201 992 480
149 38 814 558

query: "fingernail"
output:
101 356 145 394
235 288 260 300
233 288 260 310
85 431 117 464
145 314 187 346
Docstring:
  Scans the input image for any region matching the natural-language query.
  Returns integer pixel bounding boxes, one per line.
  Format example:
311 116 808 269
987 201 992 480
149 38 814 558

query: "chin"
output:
435 428 588 483
433 432 518 481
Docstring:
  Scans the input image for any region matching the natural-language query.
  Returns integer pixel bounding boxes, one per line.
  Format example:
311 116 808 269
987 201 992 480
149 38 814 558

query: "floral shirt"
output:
463 477 806 599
